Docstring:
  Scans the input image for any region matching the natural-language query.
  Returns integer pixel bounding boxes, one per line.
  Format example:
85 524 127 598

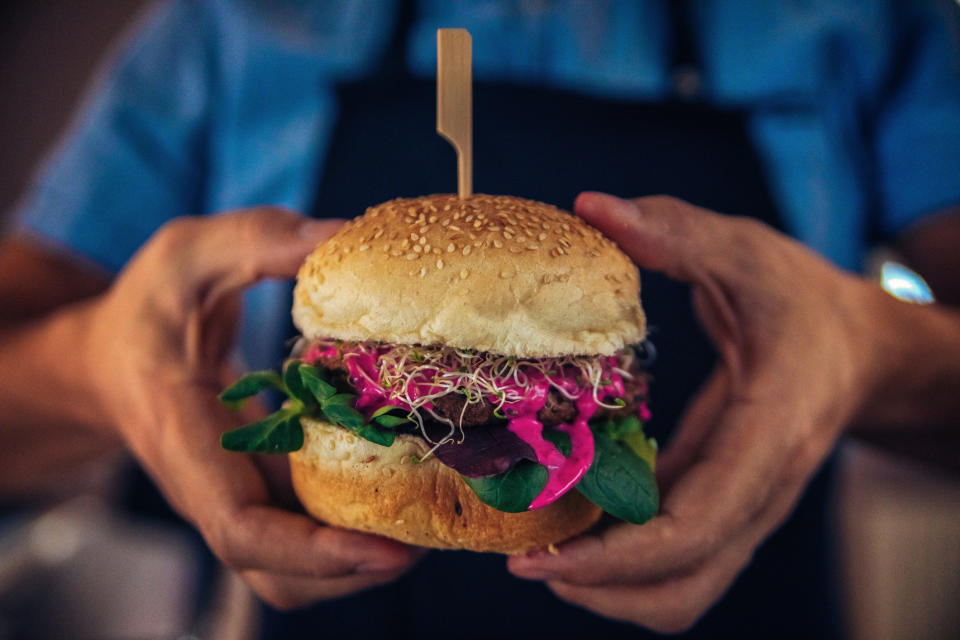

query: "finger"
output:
241 552 424 610
510 395 795 585
544 523 756 634
205 502 424 578
573 192 725 281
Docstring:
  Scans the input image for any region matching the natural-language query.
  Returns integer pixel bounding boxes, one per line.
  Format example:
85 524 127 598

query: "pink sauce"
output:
303 341 650 511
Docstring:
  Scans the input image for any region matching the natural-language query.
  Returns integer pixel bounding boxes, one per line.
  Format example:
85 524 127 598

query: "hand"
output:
83 208 424 609
509 193 882 632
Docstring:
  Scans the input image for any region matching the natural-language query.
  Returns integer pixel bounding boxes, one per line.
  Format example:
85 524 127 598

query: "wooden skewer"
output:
436 28 473 199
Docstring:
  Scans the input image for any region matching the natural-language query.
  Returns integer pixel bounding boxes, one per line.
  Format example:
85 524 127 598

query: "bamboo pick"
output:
436 28 473 199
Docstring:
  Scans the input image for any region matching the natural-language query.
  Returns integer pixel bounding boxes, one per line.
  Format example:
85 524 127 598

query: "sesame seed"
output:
424 244 431 253
437 259 444 269
538 232 548 241
419 226 429 233
504 232 513 240
428 215 438 223
516 235 527 243
406 253 418 260
411 233 419 241
473 240 482 247
358 244 370 251
342 247 351 253
401 239 410 249
493 239 502 248
419 267 427 277
460 269 469 279
447 243 456 253
418 237 426 245
413 245 422 253
373 229 384 239
462 246 472 256
449 225 461 232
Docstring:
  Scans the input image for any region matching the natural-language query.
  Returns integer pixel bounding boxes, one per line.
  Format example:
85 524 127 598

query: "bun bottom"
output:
290 417 602 554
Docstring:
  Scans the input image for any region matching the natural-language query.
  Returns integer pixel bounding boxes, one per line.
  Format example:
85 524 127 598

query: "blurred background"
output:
1 2 958 639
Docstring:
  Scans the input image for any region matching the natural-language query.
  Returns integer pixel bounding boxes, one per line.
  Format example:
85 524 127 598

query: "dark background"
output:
0 0 146 227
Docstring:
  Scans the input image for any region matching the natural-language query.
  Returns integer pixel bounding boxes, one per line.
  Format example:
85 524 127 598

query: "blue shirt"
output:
14 0 960 367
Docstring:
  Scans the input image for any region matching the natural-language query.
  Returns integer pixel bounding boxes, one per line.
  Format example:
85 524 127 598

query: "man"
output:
2 1 959 636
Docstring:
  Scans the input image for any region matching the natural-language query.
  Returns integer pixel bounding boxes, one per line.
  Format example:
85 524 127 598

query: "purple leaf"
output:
428 424 537 478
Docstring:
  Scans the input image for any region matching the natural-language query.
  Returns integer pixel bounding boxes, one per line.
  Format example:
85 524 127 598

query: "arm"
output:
0 238 119 496
508 193 960 632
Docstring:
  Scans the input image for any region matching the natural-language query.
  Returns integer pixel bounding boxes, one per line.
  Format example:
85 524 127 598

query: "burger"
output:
219 194 658 554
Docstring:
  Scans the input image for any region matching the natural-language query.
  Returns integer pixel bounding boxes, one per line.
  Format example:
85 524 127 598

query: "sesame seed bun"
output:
289 416 603 553
293 194 645 357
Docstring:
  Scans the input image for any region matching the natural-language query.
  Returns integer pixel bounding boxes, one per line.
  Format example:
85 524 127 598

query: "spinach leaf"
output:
322 402 365 429
217 371 283 409
371 405 401 418
374 414 410 428
370 405 411 428
220 410 304 453
282 360 313 408
352 423 396 447
542 427 571 456
463 461 548 513
299 365 336 402
576 428 658 524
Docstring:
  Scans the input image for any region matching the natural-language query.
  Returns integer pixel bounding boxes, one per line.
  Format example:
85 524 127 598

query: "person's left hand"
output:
508 193 884 632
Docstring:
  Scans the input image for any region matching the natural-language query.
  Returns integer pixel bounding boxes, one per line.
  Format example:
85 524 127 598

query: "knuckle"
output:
205 514 249 569
154 216 201 252
637 194 684 210
239 206 298 236
207 532 240 568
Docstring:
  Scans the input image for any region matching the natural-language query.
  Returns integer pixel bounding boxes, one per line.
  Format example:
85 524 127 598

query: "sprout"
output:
306 339 639 441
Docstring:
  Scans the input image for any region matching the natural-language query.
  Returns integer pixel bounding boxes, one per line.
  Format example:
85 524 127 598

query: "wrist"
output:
850 281 960 429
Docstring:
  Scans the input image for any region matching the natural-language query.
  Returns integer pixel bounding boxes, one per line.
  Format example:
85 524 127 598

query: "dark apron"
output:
266 4 841 638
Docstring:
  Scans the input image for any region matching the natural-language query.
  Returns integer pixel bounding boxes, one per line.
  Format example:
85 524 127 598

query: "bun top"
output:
293 194 645 356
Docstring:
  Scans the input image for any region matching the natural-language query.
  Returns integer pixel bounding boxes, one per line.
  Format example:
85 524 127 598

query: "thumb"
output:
574 192 724 283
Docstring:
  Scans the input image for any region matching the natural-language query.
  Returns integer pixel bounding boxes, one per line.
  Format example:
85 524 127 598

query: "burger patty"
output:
311 352 650 428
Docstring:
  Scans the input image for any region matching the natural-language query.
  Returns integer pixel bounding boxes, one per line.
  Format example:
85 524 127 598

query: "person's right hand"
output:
81 208 424 609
